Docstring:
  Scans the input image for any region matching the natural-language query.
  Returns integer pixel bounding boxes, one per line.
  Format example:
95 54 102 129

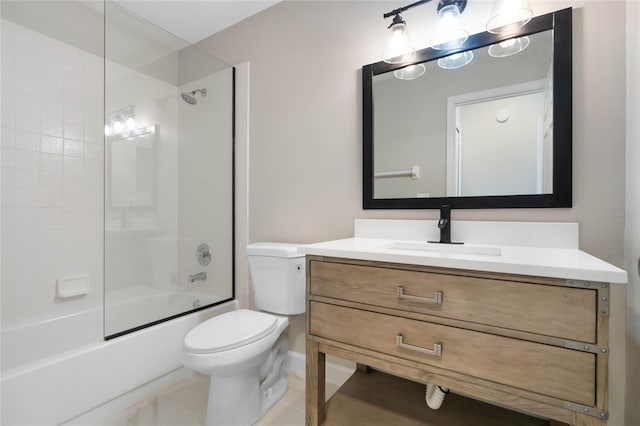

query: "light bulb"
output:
382 16 416 64
430 4 469 51
500 39 516 48
113 119 124 134
126 116 136 131
104 124 112 136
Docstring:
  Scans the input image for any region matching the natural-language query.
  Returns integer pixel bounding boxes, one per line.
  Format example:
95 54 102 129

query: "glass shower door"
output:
104 1 234 338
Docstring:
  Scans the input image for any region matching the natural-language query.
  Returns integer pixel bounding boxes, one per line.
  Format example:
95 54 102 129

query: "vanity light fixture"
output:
381 0 468 65
382 13 416 64
486 0 533 34
381 0 535 61
487 35 530 57
429 0 469 50
105 105 138 138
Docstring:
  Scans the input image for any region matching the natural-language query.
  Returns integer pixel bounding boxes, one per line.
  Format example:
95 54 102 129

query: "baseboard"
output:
283 350 356 387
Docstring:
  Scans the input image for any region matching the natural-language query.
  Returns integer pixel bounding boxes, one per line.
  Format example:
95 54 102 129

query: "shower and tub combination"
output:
1 1 235 424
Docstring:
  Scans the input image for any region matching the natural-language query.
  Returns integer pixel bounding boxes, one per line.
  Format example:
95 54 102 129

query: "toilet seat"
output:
184 310 277 354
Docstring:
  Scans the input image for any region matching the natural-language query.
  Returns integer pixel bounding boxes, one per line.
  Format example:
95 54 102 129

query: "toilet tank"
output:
246 243 306 315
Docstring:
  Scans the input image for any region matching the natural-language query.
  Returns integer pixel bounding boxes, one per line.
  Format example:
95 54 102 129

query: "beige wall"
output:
198 1 628 423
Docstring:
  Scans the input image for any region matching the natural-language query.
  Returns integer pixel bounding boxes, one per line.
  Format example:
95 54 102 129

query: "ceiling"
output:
113 0 281 43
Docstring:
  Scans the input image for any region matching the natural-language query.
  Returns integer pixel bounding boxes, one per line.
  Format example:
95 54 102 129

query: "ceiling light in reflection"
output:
488 36 530 58
393 63 426 80
437 50 474 70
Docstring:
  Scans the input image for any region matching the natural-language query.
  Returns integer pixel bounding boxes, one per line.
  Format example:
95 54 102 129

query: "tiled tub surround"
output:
1 19 104 331
301 219 627 425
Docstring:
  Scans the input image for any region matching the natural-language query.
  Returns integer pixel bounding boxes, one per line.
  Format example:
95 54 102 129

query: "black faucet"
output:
429 205 463 245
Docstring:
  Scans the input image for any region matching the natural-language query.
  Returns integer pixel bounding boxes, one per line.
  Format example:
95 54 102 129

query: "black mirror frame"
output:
363 8 572 209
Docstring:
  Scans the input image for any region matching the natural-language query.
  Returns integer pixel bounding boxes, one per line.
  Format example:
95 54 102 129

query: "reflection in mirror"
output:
363 8 572 209
373 30 552 199
107 125 156 210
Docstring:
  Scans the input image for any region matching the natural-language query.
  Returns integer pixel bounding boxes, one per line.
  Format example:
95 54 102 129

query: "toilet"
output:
182 242 305 426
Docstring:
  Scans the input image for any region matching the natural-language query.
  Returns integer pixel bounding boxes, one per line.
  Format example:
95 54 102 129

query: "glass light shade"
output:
488 36 530 57
382 22 416 64
393 63 426 80
486 0 533 34
437 50 474 69
430 4 469 51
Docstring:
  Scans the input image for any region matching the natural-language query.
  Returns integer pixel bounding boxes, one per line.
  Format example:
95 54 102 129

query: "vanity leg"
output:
306 339 326 426
574 413 607 426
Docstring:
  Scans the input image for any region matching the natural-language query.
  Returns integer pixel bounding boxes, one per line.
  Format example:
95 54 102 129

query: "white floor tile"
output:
106 370 345 426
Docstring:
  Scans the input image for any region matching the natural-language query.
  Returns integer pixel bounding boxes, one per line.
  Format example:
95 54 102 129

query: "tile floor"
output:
105 371 340 426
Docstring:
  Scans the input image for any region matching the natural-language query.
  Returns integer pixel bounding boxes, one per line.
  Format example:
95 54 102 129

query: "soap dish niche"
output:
56 276 91 298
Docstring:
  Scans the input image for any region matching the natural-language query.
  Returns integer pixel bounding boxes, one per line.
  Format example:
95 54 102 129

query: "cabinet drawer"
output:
310 302 595 407
309 261 596 342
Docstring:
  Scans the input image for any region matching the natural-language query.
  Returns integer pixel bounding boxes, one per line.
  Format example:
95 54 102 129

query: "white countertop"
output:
299 237 628 284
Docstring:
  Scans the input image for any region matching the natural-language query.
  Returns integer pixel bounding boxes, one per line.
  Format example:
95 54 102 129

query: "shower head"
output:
181 88 207 105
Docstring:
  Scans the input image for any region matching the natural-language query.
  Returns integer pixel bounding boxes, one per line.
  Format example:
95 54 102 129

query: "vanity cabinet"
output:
305 256 611 426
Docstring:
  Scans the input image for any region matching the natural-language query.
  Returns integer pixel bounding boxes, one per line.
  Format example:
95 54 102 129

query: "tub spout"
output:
188 271 207 283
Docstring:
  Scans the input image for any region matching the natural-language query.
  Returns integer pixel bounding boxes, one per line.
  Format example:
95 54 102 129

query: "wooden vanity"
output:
305 255 612 426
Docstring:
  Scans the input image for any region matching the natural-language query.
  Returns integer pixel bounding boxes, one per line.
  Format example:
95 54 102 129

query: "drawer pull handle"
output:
396 334 442 357
397 287 443 305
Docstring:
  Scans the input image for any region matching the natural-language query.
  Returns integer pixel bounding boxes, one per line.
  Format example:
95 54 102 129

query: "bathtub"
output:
1 296 237 425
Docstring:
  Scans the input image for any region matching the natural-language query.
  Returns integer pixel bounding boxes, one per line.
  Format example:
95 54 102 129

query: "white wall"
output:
625 1 640 424
198 1 628 423
1 20 104 338
177 68 234 303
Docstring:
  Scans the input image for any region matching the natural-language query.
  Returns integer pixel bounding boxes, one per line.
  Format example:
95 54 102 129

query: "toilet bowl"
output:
182 243 305 426
183 310 289 425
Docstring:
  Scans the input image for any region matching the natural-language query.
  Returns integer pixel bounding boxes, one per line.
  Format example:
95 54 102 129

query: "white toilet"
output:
182 242 305 426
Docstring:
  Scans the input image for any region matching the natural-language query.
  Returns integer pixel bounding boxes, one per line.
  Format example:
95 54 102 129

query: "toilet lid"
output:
184 310 278 354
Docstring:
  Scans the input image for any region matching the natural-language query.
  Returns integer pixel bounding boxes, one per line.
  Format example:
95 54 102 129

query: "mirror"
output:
363 8 572 209
107 125 157 211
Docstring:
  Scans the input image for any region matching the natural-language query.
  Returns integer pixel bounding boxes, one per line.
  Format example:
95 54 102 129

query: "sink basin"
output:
386 241 502 256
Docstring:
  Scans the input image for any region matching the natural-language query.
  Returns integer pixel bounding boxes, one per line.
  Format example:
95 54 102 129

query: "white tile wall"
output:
0 20 104 328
